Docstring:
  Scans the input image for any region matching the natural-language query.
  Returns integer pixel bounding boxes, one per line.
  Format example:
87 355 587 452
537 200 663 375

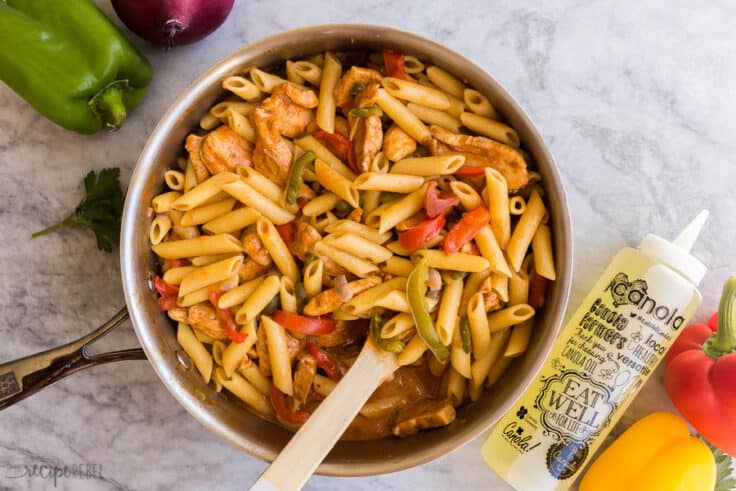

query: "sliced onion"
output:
334 275 353 302
427 268 442 291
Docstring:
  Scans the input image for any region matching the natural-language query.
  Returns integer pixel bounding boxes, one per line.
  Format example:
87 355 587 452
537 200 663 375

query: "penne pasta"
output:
199 112 221 130
163 266 197 285
487 304 535 332
152 191 181 213
256 218 299 282
218 277 262 309
150 215 172 245
463 88 499 120
474 225 512 277
381 312 415 339
375 88 431 144
322 232 392 263
177 323 213 383
471 329 510 389
509 195 526 216
467 292 491 359
381 77 451 110
226 109 256 143
461 112 520 147
220 180 296 225
413 249 491 273
222 321 258 377
426 65 466 99
447 366 466 406
435 275 464 345
180 198 236 226
487 355 513 387
235 275 280 324
312 374 336 398
406 102 462 133
390 155 465 176
378 183 428 234
177 274 238 307
324 220 391 244
373 290 411 313
294 135 356 180
184 162 198 192
249 68 288 93
315 159 359 207
238 358 271 395
152 234 243 259
484 167 511 248
288 60 322 86
210 100 256 119
261 316 293 396
223 75 263 101
303 258 324 298
302 192 341 217
164 170 185 191
214 368 273 416
315 53 341 133
506 189 546 272
237 166 294 211
450 320 472 378
202 207 261 235
532 224 556 280
450 180 483 210
397 335 428 366
178 255 244 297
352 172 424 193
381 256 414 277
279 276 298 312
172 172 239 212
342 277 407 316
491 272 510 303
403 56 425 74
314 241 378 278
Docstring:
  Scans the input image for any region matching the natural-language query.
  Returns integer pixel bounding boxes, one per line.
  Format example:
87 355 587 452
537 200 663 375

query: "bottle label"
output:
485 251 701 491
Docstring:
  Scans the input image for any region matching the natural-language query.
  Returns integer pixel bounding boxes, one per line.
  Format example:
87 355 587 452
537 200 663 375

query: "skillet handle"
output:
0 306 145 411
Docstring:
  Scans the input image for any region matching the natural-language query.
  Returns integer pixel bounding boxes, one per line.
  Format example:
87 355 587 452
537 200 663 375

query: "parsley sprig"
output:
702 437 736 491
32 168 124 252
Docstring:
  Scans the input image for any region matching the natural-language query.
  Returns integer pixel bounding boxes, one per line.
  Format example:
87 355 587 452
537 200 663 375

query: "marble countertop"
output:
1 0 734 489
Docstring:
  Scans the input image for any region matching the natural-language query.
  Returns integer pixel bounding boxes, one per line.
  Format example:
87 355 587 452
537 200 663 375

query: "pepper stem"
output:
88 80 130 130
703 276 736 359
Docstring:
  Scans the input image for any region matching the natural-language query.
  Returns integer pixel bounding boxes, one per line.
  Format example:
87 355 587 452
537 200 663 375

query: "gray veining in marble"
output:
1 0 735 489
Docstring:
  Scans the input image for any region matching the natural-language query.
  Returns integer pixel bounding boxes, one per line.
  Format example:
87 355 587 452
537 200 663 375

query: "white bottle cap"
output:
639 210 709 285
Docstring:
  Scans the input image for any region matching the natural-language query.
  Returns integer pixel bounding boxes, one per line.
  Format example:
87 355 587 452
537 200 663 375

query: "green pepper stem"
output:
89 80 130 130
704 276 736 359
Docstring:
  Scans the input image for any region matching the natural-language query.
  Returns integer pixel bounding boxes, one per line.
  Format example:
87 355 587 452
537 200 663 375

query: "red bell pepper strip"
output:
398 214 445 250
306 342 344 381
163 258 188 271
154 275 179 311
454 165 486 176
425 181 459 218
276 221 296 248
312 130 359 174
269 385 310 425
443 206 490 254
158 295 178 312
208 291 246 343
270 310 336 335
153 275 179 297
665 276 736 456
382 49 408 80
528 272 550 309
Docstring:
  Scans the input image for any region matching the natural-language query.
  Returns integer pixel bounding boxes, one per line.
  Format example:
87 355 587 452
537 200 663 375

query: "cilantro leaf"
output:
702 437 736 491
32 168 125 252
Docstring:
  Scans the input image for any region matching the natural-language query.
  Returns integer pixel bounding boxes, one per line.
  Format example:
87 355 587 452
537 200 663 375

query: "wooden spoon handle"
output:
250 339 397 491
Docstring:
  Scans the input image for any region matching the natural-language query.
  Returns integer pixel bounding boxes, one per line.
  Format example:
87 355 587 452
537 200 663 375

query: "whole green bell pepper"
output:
0 0 152 134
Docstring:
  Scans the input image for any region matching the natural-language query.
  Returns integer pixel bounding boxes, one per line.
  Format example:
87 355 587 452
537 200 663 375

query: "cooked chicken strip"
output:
383 124 417 162
333 66 382 110
249 106 293 185
187 303 227 340
429 125 529 190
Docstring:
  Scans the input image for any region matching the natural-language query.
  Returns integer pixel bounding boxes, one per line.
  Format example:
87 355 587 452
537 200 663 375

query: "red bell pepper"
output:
425 181 459 218
665 276 736 456
158 295 178 312
163 258 188 271
208 291 246 343
382 49 408 80
398 214 445 250
443 206 490 254
312 130 359 174
270 310 336 335
306 342 344 381
276 221 296 248
528 271 550 309
153 275 179 311
454 165 486 177
269 385 310 425
153 275 179 297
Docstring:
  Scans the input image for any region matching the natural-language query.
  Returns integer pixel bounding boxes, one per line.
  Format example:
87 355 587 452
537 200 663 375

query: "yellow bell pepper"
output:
580 412 715 491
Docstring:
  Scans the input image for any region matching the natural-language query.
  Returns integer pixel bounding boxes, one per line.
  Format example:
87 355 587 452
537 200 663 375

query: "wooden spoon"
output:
249 337 398 491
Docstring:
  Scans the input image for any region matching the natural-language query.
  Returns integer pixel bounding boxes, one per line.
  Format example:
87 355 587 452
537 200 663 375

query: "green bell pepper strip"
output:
370 311 405 354
460 317 472 354
0 0 152 134
285 151 315 204
407 258 450 362
350 105 383 118
294 281 307 315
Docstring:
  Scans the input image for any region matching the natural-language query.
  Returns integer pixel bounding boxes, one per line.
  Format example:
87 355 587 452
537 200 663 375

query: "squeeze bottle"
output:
482 211 709 490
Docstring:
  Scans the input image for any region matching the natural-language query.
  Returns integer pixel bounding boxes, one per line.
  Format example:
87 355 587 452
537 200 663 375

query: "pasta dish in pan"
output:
147 49 555 439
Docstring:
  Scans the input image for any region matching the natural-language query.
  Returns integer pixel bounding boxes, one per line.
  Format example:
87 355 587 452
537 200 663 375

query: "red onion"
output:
111 0 234 47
